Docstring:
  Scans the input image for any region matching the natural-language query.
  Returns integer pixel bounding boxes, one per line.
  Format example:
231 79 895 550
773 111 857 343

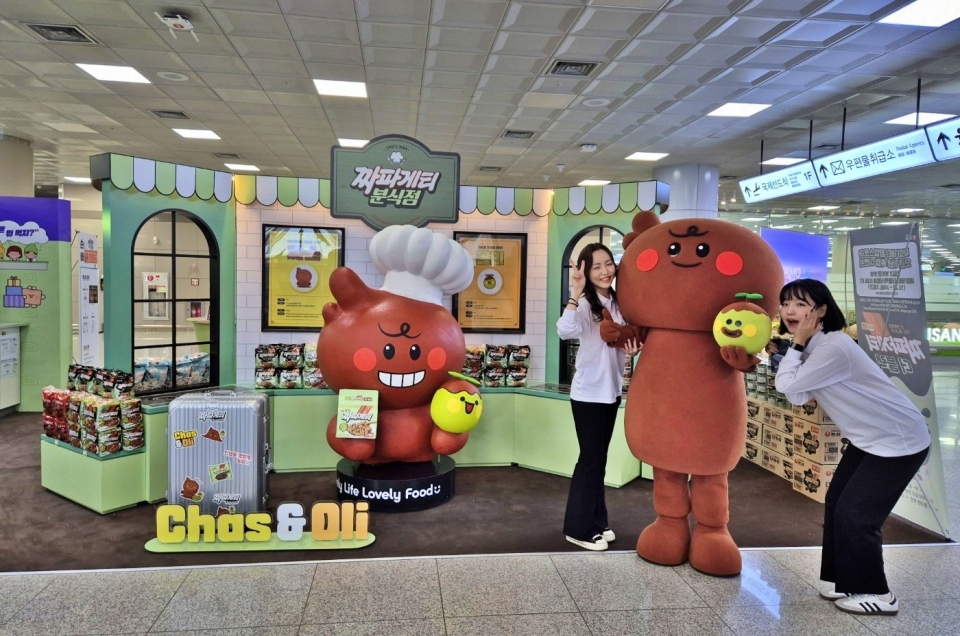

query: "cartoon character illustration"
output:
430 372 483 434
318 225 477 464
482 274 496 289
712 293 772 355
747 403 760 419
180 477 201 501
24 244 39 262
6 245 22 261
202 427 224 442
803 469 821 493
295 267 312 288
802 431 820 454
601 211 783 576
22 286 44 308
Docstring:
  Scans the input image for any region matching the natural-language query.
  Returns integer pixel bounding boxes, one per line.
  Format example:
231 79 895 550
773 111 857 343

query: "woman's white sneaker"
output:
819 587 851 601
835 593 898 616
601 528 616 542
566 534 608 551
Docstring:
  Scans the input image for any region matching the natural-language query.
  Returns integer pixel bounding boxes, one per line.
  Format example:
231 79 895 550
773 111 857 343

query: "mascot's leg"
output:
689 472 741 577
326 416 376 462
431 427 468 456
637 467 691 566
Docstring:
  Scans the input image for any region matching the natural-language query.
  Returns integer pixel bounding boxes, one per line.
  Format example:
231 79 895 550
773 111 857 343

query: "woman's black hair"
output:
778 278 846 335
576 243 617 322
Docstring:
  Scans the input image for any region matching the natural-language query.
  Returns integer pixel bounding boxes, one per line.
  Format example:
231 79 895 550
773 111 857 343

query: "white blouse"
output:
556 294 626 404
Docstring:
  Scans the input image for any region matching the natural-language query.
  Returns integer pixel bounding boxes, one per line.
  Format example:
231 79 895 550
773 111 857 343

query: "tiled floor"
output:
2 370 958 635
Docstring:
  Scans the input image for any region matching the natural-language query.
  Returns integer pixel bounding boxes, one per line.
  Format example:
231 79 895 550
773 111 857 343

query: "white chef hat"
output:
368 225 475 305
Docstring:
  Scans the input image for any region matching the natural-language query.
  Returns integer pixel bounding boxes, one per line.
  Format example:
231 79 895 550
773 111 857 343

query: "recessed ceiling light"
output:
157 71 189 82
582 98 611 108
893 207 925 213
807 205 839 211
174 129 220 140
762 157 805 166
879 0 960 28
314 79 367 98
741 217 766 221
578 180 610 186
881 221 910 225
64 176 91 183
76 63 150 83
885 112 956 125
224 163 259 172
707 103 771 117
626 152 669 161
337 138 368 148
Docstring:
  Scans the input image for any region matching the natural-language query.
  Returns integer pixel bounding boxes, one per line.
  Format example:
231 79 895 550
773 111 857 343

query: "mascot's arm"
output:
599 308 647 347
720 345 759 373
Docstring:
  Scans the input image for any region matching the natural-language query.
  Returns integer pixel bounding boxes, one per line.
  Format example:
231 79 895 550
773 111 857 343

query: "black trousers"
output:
563 398 620 541
821 442 929 594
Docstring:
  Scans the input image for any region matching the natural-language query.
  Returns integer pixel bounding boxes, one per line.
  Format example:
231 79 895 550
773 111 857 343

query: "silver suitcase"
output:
167 390 270 515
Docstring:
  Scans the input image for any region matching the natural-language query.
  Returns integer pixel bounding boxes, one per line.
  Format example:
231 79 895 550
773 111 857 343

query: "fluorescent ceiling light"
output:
64 176 91 183
949 224 960 227
807 205 839 211
879 0 960 28
885 112 955 125
820 219 839 224
893 207 925 212
76 63 150 83
741 217 767 221
174 129 220 140
832 226 859 231
772 224 799 229
707 103 770 117
762 157 804 166
224 163 259 172
338 138 368 148
314 79 367 98
881 221 910 225
625 152 669 161
578 180 610 186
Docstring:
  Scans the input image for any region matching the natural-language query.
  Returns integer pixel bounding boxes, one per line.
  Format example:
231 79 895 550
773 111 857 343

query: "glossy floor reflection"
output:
3 372 957 635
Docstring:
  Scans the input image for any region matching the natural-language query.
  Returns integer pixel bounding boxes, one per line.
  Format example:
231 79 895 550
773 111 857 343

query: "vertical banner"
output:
77 232 100 366
849 223 951 538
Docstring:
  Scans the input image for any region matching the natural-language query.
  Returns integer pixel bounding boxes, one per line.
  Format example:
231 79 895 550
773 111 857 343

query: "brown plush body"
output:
607 211 783 576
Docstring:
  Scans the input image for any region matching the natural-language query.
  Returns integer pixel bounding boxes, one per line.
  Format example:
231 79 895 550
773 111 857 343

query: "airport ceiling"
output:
2 0 960 223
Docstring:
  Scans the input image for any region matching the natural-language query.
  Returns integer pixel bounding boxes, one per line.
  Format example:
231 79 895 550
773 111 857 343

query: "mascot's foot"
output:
689 523 742 577
637 516 690 566
431 427 468 456
329 437 377 462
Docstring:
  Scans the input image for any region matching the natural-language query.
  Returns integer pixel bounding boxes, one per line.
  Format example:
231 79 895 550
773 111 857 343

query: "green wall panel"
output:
110 155 134 190
585 186 602 214
278 177 299 207
319 179 330 209
513 188 533 216
155 162 176 195
477 187 496 214
552 188 568 215
195 169 214 201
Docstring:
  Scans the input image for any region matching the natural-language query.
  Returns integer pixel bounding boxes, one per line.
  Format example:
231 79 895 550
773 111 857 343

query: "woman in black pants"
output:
775 279 930 616
557 243 639 550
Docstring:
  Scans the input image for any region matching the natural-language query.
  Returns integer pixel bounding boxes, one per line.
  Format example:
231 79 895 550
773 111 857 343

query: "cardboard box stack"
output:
743 363 840 501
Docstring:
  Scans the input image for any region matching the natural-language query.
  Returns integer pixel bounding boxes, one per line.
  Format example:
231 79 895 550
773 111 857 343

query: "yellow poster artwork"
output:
454 233 527 333
262 226 343 331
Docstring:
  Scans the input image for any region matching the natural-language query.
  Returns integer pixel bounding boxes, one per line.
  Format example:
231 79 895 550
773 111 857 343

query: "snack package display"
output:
279 344 304 369
279 368 303 389
176 352 211 387
66 365 80 391
303 343 318 368
507 345 531 368
303 368 327 389
484 345 509 368
113 373 135 400
256 369 279 389
464 344 486 365
77 367 95 393
482 366 505 387
255 344 280 369
505 366 528 387
120 398 143 426
134 358 172 393
464 344 529 386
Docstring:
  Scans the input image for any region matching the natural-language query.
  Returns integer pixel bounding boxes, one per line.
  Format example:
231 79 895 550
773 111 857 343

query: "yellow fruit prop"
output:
430 372 483 434
712 293 772 355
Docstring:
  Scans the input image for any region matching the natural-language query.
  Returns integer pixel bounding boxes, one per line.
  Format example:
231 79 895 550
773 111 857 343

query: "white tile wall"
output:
235 203 550 385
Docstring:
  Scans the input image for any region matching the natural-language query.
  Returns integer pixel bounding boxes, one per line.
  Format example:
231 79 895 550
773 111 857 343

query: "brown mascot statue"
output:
601 211 783 576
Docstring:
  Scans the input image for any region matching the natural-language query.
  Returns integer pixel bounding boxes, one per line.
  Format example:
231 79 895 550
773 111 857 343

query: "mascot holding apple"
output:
601 212 783 576
318 225 482 464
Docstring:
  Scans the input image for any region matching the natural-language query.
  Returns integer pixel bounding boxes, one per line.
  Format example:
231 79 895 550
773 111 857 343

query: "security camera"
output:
556 163 565 173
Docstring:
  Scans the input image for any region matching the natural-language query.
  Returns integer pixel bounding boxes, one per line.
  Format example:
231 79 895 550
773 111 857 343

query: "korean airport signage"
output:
739 116 960 202
330 135 460 231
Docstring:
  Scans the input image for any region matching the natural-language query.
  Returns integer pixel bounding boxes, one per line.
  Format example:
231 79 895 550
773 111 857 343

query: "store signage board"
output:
813 129 934 188
739 161 820 203
925 116 960 162
330 135 460 231
77 232 99 366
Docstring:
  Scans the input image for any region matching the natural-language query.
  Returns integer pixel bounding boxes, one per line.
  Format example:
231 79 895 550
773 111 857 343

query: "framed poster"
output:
261 225 344 332
452 232 526 334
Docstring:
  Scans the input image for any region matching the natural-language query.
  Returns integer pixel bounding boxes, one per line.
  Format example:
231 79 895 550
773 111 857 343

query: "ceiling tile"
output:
161 85 222 101
616 40 693 64
229 36 302 60
467 103 515 117
423 71 478 89
279 0 356 19
215 88 272 104
210 9 291 38
739 0 835 20
113 49 191 72
484 55 548 76
366 84 420 100
358 22 427 49
632 82 696 99
478 74 535 91
555 36 628 61
284 17 359 45
428 26 497 53
198 72 261 90
572 7 655 38
144 33 238 56
259 77 316 94
833 24 929 54
652 64 724 84
205 1 282 14
424 50 487 73
736 46 818 70
677 43 756 68
431 0 509 29
639 12 728 43
296 42 363 65
355 0 431 24
0 0 73 22
771 20 863 48
502 2 581 34
813 0 907 22
793 48 876 73
421 87 472 103
492 32 564 57
267 91 319 106
704 16 795 46
178 53 250 74
581 79 642 98
304 63 365 82
243 57 308 78
363 47 426 69
367 66 422 86
598 61 665 82
711 67 781 87
57 0 150 28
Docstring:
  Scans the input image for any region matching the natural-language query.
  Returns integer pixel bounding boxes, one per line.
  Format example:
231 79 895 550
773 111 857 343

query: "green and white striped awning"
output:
91 154 669 216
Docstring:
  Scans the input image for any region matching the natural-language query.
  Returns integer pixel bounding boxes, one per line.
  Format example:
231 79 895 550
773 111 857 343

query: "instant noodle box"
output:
762 405 792 436
760 447 792 482
792 398 833 425
745 420 760 443
742 440 762 465
792 418 843 465
761 425 793 458
792 456 835 503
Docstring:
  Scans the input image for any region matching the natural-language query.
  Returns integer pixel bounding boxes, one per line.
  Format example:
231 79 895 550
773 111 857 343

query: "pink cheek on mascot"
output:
316 225 479 465
607 211 783 577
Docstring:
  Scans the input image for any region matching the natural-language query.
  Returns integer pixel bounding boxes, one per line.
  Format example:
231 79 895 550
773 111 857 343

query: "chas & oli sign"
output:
330 135 460 230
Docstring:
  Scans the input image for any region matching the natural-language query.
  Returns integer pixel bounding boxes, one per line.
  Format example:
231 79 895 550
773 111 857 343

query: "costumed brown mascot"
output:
317 225 482 464
601 211 783 576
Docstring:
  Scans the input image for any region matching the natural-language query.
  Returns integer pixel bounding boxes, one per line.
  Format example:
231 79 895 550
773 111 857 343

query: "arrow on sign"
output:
938 132 950 150
819 164 828 178
752 184 760 194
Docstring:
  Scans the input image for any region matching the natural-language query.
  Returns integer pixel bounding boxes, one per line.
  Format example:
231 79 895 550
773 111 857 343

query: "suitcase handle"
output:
203 390 237 398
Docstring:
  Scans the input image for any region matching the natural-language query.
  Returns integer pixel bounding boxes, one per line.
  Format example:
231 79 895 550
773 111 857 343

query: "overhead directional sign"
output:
739 161 820 203
812 129 935 188
925 116 960 162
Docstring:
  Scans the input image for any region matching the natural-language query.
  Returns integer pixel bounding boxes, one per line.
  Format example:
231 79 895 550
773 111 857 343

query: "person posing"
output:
557 243 639 551
775 279 930 617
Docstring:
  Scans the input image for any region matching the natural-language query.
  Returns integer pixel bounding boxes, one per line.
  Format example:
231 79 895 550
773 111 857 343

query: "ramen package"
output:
66 365 80 391
279 344 304 369
482 366 505 388
507 345 531 368
336 389 378 439
279 368 303 389
113 372 135 400
505 366 528 387
255 344 280 369
256 369 279 389
303 368 327 389
304 343 318 369
484 345 509 369
77 367 96 393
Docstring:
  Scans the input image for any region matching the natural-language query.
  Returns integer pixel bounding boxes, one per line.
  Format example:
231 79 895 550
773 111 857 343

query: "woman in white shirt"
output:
775 279 930 617
557 243 639 551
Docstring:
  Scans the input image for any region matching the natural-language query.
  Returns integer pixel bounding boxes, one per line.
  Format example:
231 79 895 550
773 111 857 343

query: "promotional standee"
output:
318 225 482 511
604 212 784 576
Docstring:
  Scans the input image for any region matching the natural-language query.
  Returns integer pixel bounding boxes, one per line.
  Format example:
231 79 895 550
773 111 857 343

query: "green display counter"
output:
41 384 650 514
